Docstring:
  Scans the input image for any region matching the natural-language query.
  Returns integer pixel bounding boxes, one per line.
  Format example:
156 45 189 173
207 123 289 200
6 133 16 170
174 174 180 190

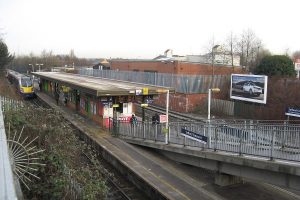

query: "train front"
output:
20 77 35 98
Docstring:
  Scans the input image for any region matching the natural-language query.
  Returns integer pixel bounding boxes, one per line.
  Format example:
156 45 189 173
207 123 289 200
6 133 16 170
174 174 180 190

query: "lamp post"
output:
36 64 44 72
208 88 220 148
156 89 170 144
208 88 220 120
165 89 169 144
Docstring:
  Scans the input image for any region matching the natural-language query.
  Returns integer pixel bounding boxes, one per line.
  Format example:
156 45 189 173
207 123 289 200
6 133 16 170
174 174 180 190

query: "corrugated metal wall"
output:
80 69 230 94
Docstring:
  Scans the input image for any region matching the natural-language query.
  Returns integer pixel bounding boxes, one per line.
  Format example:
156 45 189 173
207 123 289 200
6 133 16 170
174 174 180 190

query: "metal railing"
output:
0 104 18 200
112 120 300 162
79 69 230 94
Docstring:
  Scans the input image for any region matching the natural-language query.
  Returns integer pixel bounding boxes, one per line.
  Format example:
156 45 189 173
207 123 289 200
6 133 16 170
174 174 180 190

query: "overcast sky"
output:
0 0 299 58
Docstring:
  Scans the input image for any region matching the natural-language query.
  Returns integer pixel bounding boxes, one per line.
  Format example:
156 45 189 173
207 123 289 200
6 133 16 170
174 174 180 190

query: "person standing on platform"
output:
155 113 160 124
130 114 137 126
130 114 137 136
55 90 59 105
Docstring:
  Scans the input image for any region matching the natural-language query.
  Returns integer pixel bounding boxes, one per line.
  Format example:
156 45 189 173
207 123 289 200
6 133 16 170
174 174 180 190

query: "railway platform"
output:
35 91 299 200
35 91 222 200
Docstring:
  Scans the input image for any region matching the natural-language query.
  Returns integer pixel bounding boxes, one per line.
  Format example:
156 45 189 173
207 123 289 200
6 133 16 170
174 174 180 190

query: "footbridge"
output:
111 120 300 190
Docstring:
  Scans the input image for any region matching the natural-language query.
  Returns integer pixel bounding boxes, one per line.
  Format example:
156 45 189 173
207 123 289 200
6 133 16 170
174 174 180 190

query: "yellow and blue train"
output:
6 70 35 98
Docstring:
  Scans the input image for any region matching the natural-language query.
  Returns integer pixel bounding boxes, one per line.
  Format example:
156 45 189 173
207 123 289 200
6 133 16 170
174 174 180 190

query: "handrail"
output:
0 104 18 200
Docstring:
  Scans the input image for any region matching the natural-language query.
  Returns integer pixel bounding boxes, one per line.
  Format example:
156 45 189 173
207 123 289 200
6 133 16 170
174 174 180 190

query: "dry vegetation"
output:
5 106 109 199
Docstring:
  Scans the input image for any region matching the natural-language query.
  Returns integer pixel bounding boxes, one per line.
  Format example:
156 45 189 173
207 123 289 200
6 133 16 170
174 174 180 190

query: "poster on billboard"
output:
230 74 268 104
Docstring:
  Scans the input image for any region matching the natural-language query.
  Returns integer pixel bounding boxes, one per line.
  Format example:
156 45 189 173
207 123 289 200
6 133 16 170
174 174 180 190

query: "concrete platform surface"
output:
35 92 300 200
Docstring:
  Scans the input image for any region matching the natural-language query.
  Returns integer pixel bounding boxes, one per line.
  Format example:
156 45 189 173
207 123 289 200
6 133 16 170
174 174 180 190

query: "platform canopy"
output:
33 72 175 96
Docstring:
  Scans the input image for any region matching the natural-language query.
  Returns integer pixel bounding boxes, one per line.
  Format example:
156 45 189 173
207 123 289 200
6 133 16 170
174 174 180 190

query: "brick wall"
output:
154 93 208 113
110 60 176 73
176 62 244 75
110 60 245 75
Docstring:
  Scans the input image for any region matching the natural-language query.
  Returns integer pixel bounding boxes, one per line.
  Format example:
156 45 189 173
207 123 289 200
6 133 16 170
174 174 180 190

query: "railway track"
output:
136 103 206 122
31 98 42 107
81 150 149 200
29 98 147 200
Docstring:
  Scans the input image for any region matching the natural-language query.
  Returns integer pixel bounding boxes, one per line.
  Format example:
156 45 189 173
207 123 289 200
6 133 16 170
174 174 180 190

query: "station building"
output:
33 72 174 128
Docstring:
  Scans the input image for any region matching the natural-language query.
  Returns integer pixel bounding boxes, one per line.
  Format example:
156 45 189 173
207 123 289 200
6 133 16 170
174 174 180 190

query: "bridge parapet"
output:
111 120 300 190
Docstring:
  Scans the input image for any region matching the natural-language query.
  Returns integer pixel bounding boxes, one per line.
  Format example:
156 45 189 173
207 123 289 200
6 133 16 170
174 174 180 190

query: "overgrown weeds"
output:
5 106 109 199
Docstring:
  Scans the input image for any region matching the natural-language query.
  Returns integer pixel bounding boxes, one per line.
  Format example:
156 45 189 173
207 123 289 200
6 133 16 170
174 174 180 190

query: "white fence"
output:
112 120 300 162
0 96 24 112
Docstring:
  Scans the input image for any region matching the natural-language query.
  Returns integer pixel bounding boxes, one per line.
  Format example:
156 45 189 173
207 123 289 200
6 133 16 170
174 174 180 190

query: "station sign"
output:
118 116 131 122
112 104 119 108
102 102 111 106
100 97 112 102
141 103 148 107
136 89 142 95
286 107 300 118
145 99 153 104
143 88 149 95
159 115 168 123
181 128 207 144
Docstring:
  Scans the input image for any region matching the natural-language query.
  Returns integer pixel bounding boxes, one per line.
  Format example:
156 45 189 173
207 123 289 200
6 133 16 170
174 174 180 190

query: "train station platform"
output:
36 91 299 200
36 91 222 200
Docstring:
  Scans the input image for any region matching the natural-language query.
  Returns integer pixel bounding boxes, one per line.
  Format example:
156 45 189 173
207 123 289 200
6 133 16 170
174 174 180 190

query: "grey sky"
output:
0 0 299 58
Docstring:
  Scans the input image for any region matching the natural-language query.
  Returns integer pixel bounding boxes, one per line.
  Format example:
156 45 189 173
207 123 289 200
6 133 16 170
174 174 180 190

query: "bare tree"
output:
235 29 262 71
225 32 238 67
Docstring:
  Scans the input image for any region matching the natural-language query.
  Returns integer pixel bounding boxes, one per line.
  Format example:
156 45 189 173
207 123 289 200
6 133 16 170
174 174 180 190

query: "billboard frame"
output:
230 74 268 104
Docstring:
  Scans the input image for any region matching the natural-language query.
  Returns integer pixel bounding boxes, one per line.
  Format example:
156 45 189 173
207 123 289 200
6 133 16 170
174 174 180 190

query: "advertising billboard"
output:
230 74 268 104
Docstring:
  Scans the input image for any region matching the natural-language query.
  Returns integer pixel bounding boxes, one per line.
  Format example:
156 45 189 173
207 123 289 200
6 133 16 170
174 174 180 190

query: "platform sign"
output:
143 88 149 95
181 128 207 144
112 104 119 108
159 115 168 123
141 103 148 107
286 107 300 118
136 89 142 95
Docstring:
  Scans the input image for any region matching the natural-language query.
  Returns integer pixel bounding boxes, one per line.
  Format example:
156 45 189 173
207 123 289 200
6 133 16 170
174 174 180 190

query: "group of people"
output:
152 113 160 125
130 113 160 126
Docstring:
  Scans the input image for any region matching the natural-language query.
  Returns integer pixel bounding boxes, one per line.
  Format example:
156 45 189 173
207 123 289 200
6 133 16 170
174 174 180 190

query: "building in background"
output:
294 58 300 78
98 49 245 113
110 48 243 75
92 59 111 70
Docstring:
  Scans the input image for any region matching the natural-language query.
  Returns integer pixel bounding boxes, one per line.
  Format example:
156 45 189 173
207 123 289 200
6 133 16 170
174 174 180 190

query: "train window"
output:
21 77 33 87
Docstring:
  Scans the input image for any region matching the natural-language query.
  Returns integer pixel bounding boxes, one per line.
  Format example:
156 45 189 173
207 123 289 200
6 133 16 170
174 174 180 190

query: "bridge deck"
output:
36 91 300 199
